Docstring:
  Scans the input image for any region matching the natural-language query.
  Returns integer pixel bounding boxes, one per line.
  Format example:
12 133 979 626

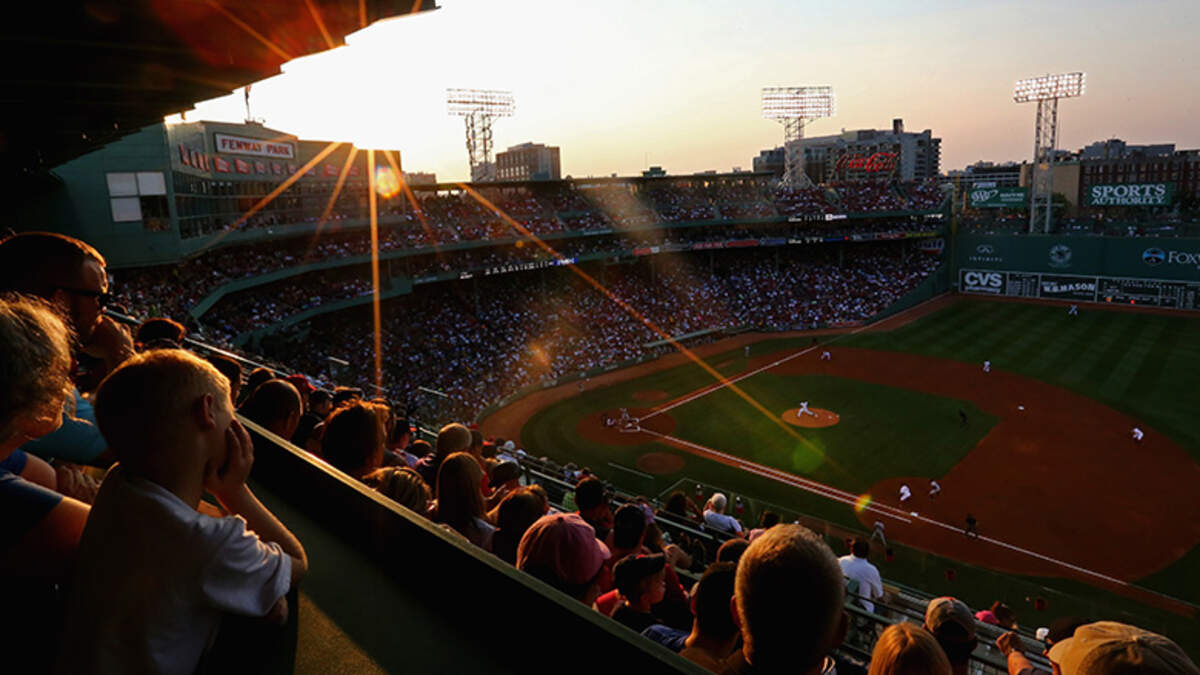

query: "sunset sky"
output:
168 0 1200 181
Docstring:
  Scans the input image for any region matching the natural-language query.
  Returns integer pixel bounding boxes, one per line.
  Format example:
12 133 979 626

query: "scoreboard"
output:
960 269 1200 310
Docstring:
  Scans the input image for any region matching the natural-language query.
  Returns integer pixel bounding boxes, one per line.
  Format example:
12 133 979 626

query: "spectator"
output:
331 386 362 408
703 493 744 537
679 562 739 672
321 401 385 479
574 477 614 543
643 521 692 570
723 524 847 674
517 512 611 605
292 388 332 448
59 349 306 674
415 422 473 487
0 296 91 580
238 379 303 441
363 466 431 516
924 597 978 675
432 452 495 551
660 490 702 523
747 511 780 541
489 486 545 564
717 538 749 564
488 460 522 496
611 554 669 633
839 538 884 614
134 317 186 351
0 232 131 465
243 367 276 403
996 616 1091 675
594 504 689 625
206 354 244 403
867 622 952 675
1045 621 1199 675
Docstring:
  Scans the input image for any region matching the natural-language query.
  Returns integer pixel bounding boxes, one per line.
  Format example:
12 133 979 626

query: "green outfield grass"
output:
518 298 1200 655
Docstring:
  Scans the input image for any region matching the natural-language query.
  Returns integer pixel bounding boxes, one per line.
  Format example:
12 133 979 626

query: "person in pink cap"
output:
517 512 611 605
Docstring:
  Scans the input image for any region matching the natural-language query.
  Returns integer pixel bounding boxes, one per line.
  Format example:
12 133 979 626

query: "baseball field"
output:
480 295 1200 654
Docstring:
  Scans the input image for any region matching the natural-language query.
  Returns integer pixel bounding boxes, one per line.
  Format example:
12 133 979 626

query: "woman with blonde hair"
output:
431 452 495 551
0 295 91 580
363 466 432 517
868 622 952 675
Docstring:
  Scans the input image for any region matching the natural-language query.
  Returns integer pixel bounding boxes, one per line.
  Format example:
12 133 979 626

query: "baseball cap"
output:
925 597 976 639
285 373 315 396
516 513 611 586
613 553 667 598
1046 621 1199 675
489 460 521 486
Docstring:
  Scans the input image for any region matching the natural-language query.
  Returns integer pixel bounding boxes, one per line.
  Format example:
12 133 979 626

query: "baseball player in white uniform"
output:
899 484 912 505
983 360 991 373
870 520 888 548
1132 427 1144 442
745 345 751 358
1068 304 1079 316
820 350 832 361
797 401 817 417
929 480 942 499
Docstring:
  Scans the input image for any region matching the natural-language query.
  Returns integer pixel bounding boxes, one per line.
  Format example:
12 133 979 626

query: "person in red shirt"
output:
594 504 689 628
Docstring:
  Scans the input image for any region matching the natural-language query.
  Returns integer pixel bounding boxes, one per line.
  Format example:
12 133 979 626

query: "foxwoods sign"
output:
1085 183 1174 207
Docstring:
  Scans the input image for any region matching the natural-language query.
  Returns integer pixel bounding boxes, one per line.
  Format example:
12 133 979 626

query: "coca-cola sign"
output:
835 152 898 173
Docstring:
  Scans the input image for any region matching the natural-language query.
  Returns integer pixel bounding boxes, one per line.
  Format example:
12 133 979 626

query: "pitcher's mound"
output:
782 408 840 428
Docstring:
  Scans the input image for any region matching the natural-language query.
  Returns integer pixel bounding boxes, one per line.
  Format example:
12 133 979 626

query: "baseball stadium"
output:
4 2 1200 674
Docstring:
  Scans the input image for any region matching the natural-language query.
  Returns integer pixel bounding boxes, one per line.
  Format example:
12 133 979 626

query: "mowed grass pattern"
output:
840 300 1200 460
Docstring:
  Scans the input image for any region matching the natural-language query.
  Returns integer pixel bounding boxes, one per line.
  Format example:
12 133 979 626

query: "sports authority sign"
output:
969 186 1027 208
214 133 296 159
1084 183 1174 207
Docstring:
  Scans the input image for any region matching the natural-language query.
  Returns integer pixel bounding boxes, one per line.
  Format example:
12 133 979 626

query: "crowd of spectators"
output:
3 229 1196 673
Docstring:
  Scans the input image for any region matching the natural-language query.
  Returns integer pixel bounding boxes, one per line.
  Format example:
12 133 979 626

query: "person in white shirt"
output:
929 480 942 499
703 493 745 537
1131 427 1145 442
838 538 884 613
899 483 912 505
983 360 991 373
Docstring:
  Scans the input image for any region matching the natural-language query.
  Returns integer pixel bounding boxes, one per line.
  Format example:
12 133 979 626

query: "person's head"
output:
284 374 314 409
663 491 689 516
469 428 484 457
852 538 871 559
612 503 649 550
733 524 847 672
490 487 546 564
1044 616 1092 654
517 513 611 604
717 537 750 563
708 493 728 514
0 232 107 342
613 553 668 608
1047 621 1200 675
206 354 243 403
238 379 303 439
868 622 952 675
321 401 385 478
135 317 186 350
924 597 978 670
244 367 276 401
436 422 473 458
331 386 362 408
408 438 432 458
434 451 486 535
574 477 608 513
94 349 232 483
990 601 1017 629
363 466 431 515
309 389 333 417
692 562 738 643
0 295 74 445
760 511 780 529
489 460 522 492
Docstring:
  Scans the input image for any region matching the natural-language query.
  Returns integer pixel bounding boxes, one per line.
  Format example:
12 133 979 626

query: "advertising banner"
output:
1084 183 1174 207
959 269 1005 295
968 186 1027 208
1039 274 1097 301
214 133 296 159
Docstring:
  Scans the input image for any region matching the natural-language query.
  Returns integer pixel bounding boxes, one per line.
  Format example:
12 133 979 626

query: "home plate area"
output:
781 407 840 428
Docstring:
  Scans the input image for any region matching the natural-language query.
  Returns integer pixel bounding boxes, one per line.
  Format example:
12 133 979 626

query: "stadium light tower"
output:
762 86 836 188
1014 72 1085 233
447 88 515 183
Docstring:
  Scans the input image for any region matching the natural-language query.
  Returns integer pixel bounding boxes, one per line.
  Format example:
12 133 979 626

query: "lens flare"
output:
374 165 401 199
854 493 872 513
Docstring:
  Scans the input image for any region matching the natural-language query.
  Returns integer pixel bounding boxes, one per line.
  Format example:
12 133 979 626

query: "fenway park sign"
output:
836 152 898 173
1085 182 1174 207
214 133 296 159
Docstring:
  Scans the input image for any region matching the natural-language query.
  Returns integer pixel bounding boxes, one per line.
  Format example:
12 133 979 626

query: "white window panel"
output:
110 197 142 222
136 171 166 195
106 172 138 196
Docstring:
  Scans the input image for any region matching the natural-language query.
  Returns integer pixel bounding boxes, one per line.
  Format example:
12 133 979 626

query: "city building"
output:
946 161 1022 187
404 171 438 186
752 147 785 177
496 142 561 181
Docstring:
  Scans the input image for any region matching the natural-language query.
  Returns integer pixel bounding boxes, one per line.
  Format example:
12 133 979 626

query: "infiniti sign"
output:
975 244 995 254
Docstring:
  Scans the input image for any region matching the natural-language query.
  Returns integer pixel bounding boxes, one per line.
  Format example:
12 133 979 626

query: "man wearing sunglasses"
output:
0 231 135 465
